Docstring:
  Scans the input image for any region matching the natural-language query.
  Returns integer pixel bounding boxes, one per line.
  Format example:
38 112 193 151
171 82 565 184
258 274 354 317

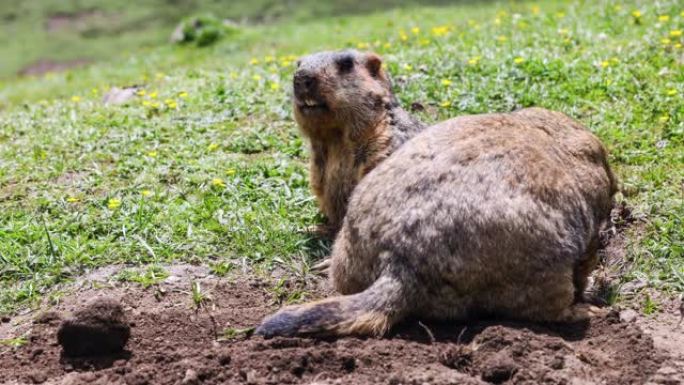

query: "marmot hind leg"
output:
256 274 410 337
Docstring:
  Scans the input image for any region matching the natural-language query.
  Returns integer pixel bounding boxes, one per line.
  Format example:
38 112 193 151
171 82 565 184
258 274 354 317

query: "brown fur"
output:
292 50 424 234
257 107 617 338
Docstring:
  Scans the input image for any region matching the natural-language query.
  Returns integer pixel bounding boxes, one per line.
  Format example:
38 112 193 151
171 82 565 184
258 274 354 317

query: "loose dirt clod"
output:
57 296 130 357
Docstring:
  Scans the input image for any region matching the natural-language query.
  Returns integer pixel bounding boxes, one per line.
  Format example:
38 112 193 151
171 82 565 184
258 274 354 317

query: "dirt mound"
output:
18 59 91 76
0 270 669 385
57 296 130 357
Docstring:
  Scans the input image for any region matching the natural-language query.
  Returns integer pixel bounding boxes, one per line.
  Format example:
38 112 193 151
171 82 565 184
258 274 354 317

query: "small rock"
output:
181 369 199 385
549 355 565 370
30 348 44 360
481 353 519 384
246 370 259 385
27 370 47 384
218 352 231 366
619 309 638 323
103 86 140 105
341 356 356 372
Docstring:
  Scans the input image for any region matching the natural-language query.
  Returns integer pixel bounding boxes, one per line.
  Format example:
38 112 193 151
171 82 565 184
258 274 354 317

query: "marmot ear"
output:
365 52 384 78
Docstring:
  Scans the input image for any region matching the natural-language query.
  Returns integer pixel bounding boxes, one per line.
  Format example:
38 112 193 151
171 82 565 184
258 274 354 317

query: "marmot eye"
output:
336 56 354 73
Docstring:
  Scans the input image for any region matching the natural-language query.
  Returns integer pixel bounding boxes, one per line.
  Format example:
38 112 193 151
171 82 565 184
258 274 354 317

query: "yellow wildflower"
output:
411 27 420 35
419 38 430 46
250 58 260 65
226 169 237 176
66 197 80 203
494 18 501 25
208 143 219 151
211 178 226 188
400 31 409 42
403 64 413 71
514 57 525 64
555 12 566 19
149 91 158 99
356 42 370 49
670 30 683 37
441 79 452 87
614 5 622 11
178 91 189 98
468 56 481 66
142 100 151 107
147 151 158 158
558 28 570 35
150 102 160 109
666 89 678 96
497 35 508 42
164 99 177 109
431 26 449 37
658 15 670 22
531 5 541 15
631 10 642 19
107 198 122 210
659 115 669 122
440 100 451 108
270 82 280 91
675 43 682 49
91 88 99 95
252 74 262 81
383 42 391 49
141 190 153 197
264 55 275 63
280 60 292 67
136 89 146 96
71 96 81 102
600 61 610 68
662 38 672 45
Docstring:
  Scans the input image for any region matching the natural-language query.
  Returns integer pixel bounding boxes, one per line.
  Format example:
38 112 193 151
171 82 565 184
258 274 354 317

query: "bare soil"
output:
18 59 91 77
0 263 681 385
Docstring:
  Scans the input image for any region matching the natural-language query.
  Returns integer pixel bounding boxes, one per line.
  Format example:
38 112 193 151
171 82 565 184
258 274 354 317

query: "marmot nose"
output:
293 71 317 93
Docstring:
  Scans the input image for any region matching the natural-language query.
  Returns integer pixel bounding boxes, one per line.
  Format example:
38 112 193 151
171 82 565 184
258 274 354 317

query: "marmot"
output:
293 50 425 235
257 108 617 337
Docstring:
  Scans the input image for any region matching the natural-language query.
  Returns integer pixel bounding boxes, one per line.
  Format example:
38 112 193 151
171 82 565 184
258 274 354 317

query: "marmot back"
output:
292 50 425 234
257 108 617 338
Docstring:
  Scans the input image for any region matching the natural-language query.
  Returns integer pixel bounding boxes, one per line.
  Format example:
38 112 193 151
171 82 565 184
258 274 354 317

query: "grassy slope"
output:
0 0 683 315
0 0 460 78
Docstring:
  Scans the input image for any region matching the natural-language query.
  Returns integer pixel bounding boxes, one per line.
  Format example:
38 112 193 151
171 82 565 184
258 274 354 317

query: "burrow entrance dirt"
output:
0 263 680 385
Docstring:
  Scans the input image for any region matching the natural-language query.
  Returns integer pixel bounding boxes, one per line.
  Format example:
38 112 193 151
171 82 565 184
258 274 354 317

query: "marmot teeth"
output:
305 99 318 106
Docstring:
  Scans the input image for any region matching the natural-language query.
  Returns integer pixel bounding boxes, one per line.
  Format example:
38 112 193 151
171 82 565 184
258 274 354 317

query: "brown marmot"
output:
257 107 617 337
293 50 425 235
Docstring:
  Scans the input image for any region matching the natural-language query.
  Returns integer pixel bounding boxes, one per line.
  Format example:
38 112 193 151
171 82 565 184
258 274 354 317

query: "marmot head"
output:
293 50 396 140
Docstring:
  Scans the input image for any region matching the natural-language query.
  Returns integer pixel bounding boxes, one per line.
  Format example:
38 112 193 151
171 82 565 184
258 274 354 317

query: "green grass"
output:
1 0 683 315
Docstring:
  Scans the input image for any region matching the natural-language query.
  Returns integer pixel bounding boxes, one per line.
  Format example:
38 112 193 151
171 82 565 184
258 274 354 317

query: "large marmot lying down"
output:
258 103 616 337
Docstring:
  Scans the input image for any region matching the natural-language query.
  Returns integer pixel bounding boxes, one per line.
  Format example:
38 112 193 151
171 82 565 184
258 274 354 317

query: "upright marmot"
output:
257 107 617 337
293 50 425 235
